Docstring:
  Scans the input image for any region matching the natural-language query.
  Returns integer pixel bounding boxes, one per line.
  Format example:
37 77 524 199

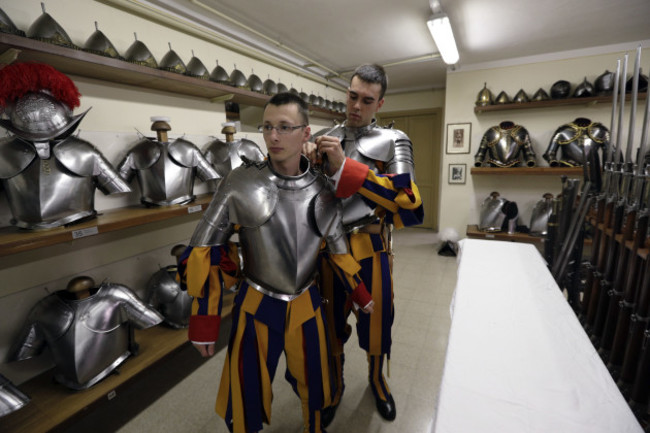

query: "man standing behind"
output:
309 64 424 424
178 92 373 433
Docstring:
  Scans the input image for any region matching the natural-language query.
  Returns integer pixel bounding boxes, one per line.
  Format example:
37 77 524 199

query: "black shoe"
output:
322 403 338 428
374 393 396 421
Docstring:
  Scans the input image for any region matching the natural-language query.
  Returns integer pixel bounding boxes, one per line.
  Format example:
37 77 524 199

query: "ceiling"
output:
141 0 650 94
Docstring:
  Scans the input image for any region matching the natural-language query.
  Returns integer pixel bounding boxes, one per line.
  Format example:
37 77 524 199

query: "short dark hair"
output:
351 64 388 100
265 92 309 125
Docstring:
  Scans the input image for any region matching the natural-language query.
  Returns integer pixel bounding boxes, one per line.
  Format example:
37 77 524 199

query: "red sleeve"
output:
336 157 369 198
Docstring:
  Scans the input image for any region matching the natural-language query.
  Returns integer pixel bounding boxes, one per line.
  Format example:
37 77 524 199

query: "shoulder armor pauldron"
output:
588 122 609 143
238 139 265 161
168 137 201 168
223 162 278 227
356 128 405 162
510 125 530 145
0 137 37 179
203 138 228 165
126 138 162 170
311 177 341 236
53 136 104 177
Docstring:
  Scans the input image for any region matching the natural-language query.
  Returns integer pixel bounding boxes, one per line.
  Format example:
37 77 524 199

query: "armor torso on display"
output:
203 137 264 191
9 282 163 390
474 121 536 168
313 121 416 231
529 193 554 236
118 136 218 206
479 191 519 233
145 265 193 329
0 136 130 229
543 118 609 167
190 157 347 296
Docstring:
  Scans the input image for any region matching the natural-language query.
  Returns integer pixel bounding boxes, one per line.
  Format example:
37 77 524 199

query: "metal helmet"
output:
513 89 530 103
83 22 121 59
532 88 550 101
277 82 289 93
572 77 594 98
185 52 210 79
475 82 494 106
262 77 278 95
595 70 615 95
0 374 30 417
159 43 187 74
125 34 158 68
299 90 309 103
245 71 264 92
494 91 511 104
209 61 229 84
228 66 247 87
550 80 571 99
626 68 649 93
0 7 25 36
27 3 76 48
529 193 554 236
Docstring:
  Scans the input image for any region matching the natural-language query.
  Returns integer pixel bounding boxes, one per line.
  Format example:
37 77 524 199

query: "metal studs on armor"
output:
159 43 187 74
185 51 210 80
475 82 493 106
83 22 121 59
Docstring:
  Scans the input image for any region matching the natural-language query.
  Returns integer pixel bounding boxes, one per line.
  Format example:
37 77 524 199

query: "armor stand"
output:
66 276 94 300
151 118 171 142
222 124 236 142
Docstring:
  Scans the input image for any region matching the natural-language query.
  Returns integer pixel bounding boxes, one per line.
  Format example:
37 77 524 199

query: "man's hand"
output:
302 141 319 165
315 135 345 176
361 300 375 314
193 342 216 357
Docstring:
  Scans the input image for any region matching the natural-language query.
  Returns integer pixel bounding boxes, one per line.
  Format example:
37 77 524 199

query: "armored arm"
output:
474 129 492 167
192 148 220 182
109 283 163 329
543 130 563 166
517 127 537 167
93 153 132 194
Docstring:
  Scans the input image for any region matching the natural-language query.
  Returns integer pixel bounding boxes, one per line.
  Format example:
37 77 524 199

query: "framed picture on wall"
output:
448 163 467 184
446 123 471 154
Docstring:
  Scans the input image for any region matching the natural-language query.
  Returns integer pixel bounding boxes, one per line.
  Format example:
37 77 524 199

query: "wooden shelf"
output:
0 33 344 121
471 166 585 176
0 194 214 258
0 294 234 433
466 224 545 245
474 92 648 114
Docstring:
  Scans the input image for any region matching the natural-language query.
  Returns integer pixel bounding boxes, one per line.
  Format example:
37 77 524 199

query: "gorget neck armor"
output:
9 282 163 390
543 118 609 167
190 156 347 297
145 265 192 329
0 136 131 229
474 121 537 168
313 120 416 232
118 137 218 206
202 137 265 191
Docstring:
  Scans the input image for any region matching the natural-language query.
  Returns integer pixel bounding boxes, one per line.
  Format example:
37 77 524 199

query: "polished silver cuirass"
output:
0 136 130 229
9 283 163 390
145 265 192 329
474 122 536 168
529 193 554 236
543 118 609 167
190 157 345 296
118 137 218 206
479 192 508 232
315 121 416 231
203 137 265 191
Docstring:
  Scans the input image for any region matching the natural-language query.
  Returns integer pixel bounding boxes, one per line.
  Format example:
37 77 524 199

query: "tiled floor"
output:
116 228 457 433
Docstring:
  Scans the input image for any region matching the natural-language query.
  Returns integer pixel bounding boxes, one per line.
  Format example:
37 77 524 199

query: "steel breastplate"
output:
135 149 196 206
11 284 162 390
1 156 97 229
238 164 337 295
547 121 609 167
530 196 554 235
479 195 507 232
486 127 527 167
145 266 192 328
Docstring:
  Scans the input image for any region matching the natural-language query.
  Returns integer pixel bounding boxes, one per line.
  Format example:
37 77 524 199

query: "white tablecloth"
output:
432 239 643 433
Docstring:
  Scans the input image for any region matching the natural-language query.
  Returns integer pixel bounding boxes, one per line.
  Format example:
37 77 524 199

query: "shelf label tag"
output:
71 226 99 239
486 234 495 239
107 390 117 400
187 205 202 214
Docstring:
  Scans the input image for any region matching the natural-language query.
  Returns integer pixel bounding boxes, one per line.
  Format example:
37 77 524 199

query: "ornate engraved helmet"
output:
550 80 571 99
572 77 594 98
228 65 247 87
209 61 229 84
595 70 615 95
185 51 209 79
125 33 158 68
262 77 278 95
83 22 121 59
475 83 494 106
27 3 76 48
159 43 187 74
0 6 25 36
513 89 530 103
0 63 90 141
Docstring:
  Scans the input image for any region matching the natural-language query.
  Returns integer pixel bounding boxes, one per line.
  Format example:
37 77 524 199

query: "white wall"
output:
439 45 650 237
0 0 343 384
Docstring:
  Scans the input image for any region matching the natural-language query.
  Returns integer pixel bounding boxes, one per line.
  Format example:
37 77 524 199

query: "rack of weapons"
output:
547 46 650 427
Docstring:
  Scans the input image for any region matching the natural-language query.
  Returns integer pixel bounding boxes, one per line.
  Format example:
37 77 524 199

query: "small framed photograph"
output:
448 163 467 184
446 122 472 154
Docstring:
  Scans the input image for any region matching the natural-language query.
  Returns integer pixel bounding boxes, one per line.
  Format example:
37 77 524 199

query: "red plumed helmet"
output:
0 63 81 109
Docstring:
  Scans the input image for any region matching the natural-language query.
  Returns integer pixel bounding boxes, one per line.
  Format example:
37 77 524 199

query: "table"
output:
432 239 643 433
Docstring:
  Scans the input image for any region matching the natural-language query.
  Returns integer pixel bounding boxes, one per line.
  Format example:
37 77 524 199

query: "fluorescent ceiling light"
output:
427 13 459 65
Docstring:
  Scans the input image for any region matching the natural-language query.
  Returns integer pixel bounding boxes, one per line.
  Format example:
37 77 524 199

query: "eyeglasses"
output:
258 124 306 135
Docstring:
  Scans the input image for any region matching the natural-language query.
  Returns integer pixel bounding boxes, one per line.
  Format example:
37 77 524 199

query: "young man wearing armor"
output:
178 92 374 433
307 64 424 423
